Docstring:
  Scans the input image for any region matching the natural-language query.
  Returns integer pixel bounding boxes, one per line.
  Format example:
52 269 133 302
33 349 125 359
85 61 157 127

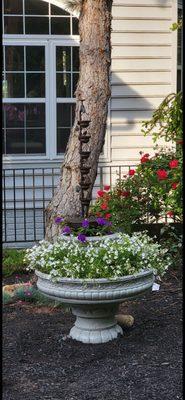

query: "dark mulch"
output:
3 267 183 400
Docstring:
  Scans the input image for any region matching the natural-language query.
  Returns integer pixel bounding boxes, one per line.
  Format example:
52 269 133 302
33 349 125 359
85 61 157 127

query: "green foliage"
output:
159 224 183 268
14 284 36 302
92 91 183 232
3 281 63 307
141 92 183 145
30 290 62 308
14 285 62 307
2 291 13 305
2 248 27 277
91 149 182 233
170 20 182 31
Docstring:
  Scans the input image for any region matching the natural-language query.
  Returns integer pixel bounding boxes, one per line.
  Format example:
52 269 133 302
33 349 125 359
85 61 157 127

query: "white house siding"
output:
110 0 177 164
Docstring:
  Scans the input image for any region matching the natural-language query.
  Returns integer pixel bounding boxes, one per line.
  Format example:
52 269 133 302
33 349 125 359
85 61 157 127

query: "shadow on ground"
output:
3 267 182 400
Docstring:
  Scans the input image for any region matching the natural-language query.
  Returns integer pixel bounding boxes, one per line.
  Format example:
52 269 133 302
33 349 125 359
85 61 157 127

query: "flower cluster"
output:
54 206 113 243
91 147 182 232
25 232 171 280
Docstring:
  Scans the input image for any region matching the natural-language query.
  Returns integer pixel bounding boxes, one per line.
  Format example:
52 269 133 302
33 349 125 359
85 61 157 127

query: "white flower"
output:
24 232 170 280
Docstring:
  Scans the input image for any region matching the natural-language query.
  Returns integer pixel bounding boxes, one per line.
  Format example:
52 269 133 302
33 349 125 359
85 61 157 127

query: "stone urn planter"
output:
36 268 154 344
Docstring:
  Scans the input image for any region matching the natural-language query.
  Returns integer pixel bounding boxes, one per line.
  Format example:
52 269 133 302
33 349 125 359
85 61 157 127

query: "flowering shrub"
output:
91 148 182 232
25 232 171 280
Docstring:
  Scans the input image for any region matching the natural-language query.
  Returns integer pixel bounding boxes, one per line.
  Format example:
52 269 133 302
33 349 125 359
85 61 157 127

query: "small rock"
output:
3 284 22 294
115 314 134 327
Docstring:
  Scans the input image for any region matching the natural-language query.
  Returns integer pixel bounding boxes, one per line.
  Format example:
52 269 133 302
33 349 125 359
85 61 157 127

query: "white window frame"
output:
3 38 51 162
3 37 80 163
49 38 79 160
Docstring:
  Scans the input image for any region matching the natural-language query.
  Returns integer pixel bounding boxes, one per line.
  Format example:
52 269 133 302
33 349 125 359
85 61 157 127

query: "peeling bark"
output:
45 0 113 241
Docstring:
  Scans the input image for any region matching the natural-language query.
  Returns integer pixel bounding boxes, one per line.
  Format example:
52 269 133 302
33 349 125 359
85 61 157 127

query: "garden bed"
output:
3 266 182 400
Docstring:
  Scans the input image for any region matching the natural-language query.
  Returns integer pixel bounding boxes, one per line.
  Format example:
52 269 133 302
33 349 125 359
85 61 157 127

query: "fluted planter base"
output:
35 268 154 344
70 304 123 344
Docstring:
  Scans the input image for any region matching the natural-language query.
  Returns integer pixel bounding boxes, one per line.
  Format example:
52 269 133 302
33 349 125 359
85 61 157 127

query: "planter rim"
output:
61 232 120 241
35 268 153 284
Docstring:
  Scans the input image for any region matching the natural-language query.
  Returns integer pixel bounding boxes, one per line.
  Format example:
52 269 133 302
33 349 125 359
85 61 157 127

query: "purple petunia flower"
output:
106 221 112 226
81 219 89 228
62 226 71 235
77 233 87 243
96 217 107 226
25 291 32 296
55 216 64 224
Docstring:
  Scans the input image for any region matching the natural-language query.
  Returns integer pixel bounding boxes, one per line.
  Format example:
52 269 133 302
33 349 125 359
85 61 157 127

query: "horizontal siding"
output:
111 122 147 135
112 19 173 31
111 135 165 148
112 58 172 70
113 0 172 6
111 97 165 110
111 109 154 123
111 71 171 84
112 6 172 18
112 45 172 57
111 84 172 96
3 209 45 243
112 147 159 161
110 0 176 164
111 32 172 44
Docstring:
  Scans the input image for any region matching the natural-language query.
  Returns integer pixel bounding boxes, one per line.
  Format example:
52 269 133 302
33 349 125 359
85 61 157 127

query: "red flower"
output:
104 185 110 191
157 169 168 180
169 159 179 169
100 203 108 210
97 190 105 197
128 169 135 176
167 211 174 217
172 182 178 190
121 191 130 197
105 213 111 219
141 154 149 163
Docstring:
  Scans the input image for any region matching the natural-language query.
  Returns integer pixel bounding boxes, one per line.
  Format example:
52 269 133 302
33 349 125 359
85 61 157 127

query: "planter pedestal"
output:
36 268 154 344
70 304 123 344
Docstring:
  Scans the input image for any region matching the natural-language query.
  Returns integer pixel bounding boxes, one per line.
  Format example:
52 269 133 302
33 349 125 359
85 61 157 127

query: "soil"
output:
3 267 183 400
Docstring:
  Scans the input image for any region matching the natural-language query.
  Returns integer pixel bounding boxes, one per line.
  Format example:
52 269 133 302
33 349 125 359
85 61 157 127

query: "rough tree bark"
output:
45 0 113 241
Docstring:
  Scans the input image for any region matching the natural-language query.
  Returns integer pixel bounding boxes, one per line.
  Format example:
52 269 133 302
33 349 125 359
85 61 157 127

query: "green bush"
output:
91 148 182 233
91 91 183 232
141 91 183 146
3 248 28 277
2 291 13 305
158 224 183 269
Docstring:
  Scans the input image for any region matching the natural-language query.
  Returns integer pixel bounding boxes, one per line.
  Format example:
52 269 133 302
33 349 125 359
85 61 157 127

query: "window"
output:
2 0 79 158
3 0 79 35
3 44 46 155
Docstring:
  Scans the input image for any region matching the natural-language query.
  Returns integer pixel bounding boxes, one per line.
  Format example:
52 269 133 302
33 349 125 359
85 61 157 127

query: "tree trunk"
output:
45 0 113 241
